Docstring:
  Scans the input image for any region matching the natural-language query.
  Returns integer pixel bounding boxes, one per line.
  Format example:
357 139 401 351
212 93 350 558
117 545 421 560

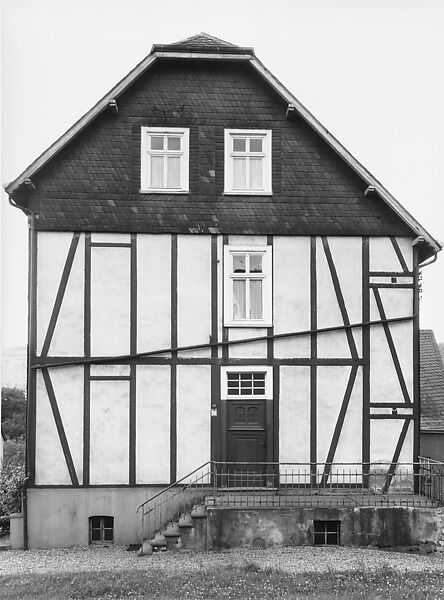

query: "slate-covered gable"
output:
17 58 412 236
420 330 444 432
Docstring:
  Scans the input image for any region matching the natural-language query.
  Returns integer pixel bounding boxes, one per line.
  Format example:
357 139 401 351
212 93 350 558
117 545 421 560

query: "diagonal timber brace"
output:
32 314 415 370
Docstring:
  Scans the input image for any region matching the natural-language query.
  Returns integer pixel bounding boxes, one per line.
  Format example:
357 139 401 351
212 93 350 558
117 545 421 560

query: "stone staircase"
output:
139 503 208 555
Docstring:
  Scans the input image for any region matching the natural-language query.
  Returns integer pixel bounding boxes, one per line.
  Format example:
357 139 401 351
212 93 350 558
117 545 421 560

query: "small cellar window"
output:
89 516 114 545
313 520 340 546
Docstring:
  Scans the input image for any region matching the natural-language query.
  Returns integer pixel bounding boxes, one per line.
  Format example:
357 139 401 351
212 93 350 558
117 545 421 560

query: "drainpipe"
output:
8 195 34 550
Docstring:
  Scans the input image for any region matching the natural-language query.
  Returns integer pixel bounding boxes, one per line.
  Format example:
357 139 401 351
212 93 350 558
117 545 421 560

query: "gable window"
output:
224 129 272 195
223 246 272 327
141 127 189 192
89 516 114 545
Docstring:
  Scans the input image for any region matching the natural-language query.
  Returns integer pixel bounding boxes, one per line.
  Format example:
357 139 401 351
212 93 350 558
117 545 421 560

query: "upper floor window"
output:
224 129 272 195
223 245 272 327
141 127 189 193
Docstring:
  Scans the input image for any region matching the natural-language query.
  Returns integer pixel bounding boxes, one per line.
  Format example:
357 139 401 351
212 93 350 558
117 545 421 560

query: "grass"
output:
1 562 444 599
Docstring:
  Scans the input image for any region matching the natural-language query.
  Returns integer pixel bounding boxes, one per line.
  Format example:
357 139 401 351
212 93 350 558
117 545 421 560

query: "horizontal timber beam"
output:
32 314 415 370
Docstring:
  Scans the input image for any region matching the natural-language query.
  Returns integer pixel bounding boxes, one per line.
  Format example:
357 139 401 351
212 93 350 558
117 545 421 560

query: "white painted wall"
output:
91 246 130 356
137 234 171 353
90 380 129 485
273 237 310 358
176 365 211 479
136 365 170 483
177 235 212 358
279 366 310 464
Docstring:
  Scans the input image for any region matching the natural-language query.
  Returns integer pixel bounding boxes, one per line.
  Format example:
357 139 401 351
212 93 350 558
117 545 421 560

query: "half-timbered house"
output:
5 33 442 548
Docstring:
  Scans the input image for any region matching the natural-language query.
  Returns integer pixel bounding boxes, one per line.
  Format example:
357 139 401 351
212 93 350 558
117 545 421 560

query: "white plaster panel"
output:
137 234 171 353
35 371 71 485
136 365 170 484
91 233 131 243
370 322 404 403
369 288 413 404
329 367 363 470
90 364 131 377
316 238 350 358
370 418 413 463
177 236 212 358
49 367 84 484
90 380 129 484
370 237 412 272
228 235 267 246
49 235 85 356
91 247 130 356
228 328 267 358
176 365 211 479
317 366 353 465
36 232 73 355
273 237 310 358
395 237 413 271
326 237 362 355
279 366 310 464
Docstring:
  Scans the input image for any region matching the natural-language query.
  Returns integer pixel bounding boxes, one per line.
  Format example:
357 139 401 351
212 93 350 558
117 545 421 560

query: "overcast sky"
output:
1 0 443 353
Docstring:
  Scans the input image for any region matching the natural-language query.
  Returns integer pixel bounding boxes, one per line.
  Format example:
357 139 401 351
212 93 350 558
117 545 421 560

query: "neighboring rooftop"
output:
420 330 444 431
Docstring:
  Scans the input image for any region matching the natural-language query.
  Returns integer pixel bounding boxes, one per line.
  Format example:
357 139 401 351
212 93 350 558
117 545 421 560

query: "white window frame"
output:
221 366 273 400
223 245 272 327
141 127 189 193
224 129 272 195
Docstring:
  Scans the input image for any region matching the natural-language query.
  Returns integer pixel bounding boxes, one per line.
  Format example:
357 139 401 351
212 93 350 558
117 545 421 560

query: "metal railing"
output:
137 460 444 544
137 461 214 543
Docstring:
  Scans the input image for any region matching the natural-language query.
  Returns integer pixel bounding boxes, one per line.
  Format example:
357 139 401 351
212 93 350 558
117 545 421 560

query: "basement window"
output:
313 520 340 546
89 516 114 545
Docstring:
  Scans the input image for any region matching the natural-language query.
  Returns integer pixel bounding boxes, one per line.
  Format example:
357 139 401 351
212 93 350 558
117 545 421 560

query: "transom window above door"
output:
224 129 272 194
221 366 273 399
223 246 272 327
141 127 189 192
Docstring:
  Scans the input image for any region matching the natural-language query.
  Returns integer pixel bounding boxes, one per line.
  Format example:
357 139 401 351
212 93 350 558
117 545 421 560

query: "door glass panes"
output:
227 372 266 396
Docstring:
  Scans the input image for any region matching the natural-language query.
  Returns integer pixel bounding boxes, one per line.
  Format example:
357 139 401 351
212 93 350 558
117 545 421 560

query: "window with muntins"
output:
313 521 340 546
227 372 266 397
141 127 189 192
223 245 272 327
224 129 272 194
89 516 114 545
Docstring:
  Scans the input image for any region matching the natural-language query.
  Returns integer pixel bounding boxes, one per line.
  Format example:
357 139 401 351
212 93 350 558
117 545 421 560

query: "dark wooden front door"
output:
226 399 267 485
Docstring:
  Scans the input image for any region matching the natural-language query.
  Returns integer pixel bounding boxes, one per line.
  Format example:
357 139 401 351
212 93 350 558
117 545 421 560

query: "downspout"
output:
8 195 33 550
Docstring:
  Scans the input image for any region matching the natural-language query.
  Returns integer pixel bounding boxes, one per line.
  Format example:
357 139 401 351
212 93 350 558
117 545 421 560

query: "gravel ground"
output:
1 545 444 577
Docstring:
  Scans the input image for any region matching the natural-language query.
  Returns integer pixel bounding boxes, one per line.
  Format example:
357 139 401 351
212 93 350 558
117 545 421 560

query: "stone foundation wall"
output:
206 507 444 549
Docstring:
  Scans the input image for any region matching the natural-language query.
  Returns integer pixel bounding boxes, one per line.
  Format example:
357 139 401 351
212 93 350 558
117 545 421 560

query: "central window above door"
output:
224 245 272 327
224 129 272 195
141 127 189 192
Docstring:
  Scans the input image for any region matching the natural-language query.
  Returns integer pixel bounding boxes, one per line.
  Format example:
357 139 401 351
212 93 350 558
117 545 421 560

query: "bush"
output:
1 387 26 442
0 440 26 535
